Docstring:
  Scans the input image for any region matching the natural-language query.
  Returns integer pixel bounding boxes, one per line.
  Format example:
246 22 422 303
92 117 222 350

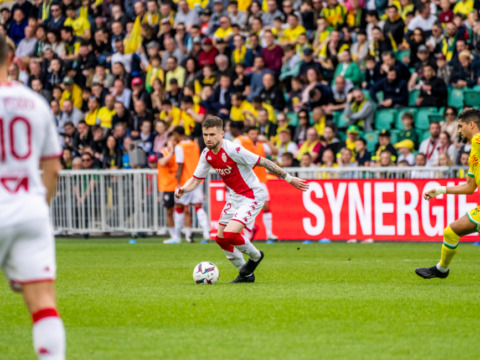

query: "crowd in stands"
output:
2 0 477 174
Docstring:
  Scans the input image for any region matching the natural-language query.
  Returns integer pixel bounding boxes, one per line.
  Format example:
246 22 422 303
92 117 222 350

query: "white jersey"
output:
0 82 61 227
193 139 265 200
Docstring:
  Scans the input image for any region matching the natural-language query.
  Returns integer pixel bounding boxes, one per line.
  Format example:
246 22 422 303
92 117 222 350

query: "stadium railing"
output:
52 166 467 235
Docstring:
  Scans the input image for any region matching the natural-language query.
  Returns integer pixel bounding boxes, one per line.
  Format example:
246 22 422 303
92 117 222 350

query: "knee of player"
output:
444 225 460 245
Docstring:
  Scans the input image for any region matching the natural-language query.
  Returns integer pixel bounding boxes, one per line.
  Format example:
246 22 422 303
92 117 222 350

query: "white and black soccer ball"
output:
193 262 219 284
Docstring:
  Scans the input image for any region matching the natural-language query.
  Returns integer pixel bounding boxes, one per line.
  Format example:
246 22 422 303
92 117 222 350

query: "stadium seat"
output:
416 107 438 130
428 113 444 123
362 89 371 100
463 90 480 107
364 131 379 153
395 107 417 130
390 129 400 144
394 50 410 62
333 111 349 128
286 112 298 126
375 108 396 130
408 89 420 106
448 88 464 107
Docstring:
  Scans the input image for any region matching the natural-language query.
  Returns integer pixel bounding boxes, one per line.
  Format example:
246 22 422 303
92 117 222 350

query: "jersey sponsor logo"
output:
0 176 29 193
3 97 35 111
222 153 227 162
214 165 232 176
207 156 211 160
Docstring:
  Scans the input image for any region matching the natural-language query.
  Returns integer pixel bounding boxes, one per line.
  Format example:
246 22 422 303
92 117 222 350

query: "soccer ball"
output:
193 262 219 284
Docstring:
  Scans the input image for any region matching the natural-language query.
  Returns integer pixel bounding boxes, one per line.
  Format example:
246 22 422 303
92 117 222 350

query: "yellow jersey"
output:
468 133 480 186
64 17 90 37
97 107 116 128
453 0 474 16
214 27 233 40
283 25 306 42
320 4 347 28
160 106 181 126
230 100 254 122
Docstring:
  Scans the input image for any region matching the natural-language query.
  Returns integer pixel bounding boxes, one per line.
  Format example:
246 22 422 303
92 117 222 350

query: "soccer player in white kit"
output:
0 36 65 359
175 116 308 282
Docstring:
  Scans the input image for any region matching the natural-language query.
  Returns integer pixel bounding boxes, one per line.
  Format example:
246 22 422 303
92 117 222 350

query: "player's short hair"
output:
356 138 367 146
202 115 223 130
229 120 244 131
0 35 8 66
172 126 185 136
246 126 258 134
459 108 480 125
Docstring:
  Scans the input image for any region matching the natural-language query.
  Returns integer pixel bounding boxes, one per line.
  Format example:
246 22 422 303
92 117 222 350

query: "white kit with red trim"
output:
193 139 266 201
0 82 61 227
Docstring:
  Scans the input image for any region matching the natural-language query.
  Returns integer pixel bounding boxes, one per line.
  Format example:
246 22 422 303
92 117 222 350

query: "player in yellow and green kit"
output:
416 108 480 279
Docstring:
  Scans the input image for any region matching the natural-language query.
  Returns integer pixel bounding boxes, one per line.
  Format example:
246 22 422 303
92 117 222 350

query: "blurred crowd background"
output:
1 0 477 173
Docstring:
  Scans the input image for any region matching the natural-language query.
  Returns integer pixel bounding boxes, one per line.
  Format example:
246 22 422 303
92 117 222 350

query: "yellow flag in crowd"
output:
125 16 142 54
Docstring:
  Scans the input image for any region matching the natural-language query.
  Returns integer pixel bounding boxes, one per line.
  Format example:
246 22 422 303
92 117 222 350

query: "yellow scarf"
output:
297 140 319 161
351 99 366 127
233 45 246 64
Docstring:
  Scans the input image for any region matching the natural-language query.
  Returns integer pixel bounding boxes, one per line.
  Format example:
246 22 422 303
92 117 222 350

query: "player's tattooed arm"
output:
258 158 309 191
258 157 287 179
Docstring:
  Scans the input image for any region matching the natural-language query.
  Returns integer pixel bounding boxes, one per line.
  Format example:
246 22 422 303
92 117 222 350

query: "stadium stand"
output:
1 0 478 170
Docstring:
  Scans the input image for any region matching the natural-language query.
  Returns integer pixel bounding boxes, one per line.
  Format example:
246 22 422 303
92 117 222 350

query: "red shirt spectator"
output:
261 30 284 73
198 38 218 67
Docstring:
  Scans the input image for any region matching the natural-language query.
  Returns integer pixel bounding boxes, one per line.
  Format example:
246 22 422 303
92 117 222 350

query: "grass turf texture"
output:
1 240 480 360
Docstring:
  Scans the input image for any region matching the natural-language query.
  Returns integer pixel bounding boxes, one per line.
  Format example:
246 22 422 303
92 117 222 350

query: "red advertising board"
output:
209 179 480 241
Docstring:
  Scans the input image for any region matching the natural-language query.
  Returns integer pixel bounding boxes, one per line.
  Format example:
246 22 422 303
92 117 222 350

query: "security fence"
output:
52 166 468 235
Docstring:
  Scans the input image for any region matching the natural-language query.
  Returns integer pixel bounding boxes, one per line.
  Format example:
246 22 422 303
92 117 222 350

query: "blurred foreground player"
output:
417 108 480 279
175 116 308 282
0 36 65 358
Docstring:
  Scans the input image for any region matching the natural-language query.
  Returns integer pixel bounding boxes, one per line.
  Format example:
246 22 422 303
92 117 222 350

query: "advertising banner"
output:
209 179 480 241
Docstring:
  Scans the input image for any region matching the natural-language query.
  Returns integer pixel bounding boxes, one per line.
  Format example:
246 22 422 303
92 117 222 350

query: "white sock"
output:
196 208 210 239
33 311 65 360
185 227 192 240
235 235 261 261
168 227 175 239
174 211 184 242
224 247 246 270
243 228 253 241
263 212 273 238
436 263 449 273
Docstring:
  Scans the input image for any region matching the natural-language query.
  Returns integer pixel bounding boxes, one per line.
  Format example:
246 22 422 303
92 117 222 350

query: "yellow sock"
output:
439 226 460 269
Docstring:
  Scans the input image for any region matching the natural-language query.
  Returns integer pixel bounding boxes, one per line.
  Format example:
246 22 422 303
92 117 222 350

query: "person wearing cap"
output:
198 37 218 67
343 89 374 132
60 76 83 110
131 77 152 109
451 49 480 88
373 130 398 162
435 52 451 84
394 139 415 165
345 125 360 155
298 46 322 80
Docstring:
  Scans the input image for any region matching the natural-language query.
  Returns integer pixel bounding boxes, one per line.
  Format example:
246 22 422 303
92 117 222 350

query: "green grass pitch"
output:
1 239 480 359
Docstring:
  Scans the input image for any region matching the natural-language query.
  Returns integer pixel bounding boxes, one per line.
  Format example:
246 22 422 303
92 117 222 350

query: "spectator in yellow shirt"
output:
213 15 233 43
453 0 474 16
64 5 91 40
230 93 255 122
160 100 182 132
282 14 306 46
165 56 186 91
85 96 100 126
97 94 116 129
60 76 83 110
320 0 347 28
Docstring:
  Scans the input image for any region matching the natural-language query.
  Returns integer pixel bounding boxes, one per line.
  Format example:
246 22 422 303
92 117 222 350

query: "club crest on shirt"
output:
222 153 227 162
207 156 211 161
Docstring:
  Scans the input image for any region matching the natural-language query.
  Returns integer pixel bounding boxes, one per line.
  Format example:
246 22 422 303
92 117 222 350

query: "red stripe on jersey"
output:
253 156 261 169
206 148 255 199
40 152 62 160
32 308 59 323
192 175 205 179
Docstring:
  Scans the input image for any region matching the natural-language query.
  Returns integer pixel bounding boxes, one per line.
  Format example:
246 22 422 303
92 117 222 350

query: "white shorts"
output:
176 186 204 206
218 193 264 231
260 182 270 202
0 219 56 290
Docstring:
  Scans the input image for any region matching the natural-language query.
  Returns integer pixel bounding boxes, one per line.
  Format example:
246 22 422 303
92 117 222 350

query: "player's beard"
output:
206 140 221 150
